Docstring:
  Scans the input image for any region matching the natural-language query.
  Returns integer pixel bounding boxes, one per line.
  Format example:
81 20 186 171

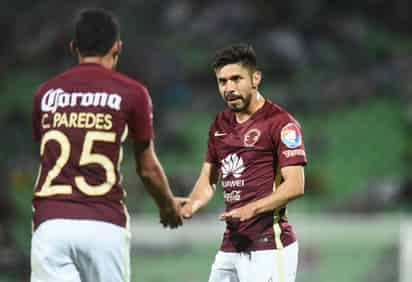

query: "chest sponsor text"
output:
282 149 306 158
221 179 245 188
41 88 122 113
224 190 241 202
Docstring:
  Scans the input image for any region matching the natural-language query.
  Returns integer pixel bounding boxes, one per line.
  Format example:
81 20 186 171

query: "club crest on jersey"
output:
244 128 261 147
280 123 302 149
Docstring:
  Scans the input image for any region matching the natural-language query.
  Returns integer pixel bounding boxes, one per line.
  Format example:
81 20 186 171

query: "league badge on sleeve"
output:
280 123 302 148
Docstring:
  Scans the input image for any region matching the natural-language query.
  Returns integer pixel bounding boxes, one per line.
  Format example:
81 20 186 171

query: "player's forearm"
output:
187 181 215 213
252 180 304 215
137 163 175 209
184 162 218 214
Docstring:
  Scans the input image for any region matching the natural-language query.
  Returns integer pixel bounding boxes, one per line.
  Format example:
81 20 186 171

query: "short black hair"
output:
212 44 257 71
73 8 120 57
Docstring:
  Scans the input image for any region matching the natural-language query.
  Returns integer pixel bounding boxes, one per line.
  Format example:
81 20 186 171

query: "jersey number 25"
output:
35 130 118 197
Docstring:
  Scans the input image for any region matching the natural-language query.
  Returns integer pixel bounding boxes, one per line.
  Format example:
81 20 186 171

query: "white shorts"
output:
208 242 298 282
31 219 131 282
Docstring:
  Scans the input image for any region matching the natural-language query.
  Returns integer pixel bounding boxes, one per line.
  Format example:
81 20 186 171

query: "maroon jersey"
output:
32 63 153 229
206 99 307 252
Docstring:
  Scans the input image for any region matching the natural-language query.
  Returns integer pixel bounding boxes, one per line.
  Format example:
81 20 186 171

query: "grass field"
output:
132 245 216 282
130 215 398 282
131 243 387 282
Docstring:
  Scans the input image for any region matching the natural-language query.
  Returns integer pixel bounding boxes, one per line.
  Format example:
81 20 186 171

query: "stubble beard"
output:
227 94 252 113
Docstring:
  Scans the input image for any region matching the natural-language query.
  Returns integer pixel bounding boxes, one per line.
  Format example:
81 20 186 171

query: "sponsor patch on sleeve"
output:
282 149 306 158
280 123 302 149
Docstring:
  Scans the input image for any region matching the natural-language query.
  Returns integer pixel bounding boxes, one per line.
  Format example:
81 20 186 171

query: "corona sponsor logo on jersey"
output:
41 88 122 113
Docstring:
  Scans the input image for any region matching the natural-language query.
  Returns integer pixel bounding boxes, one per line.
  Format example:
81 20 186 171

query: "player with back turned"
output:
180 44 307 282
31 8 182 282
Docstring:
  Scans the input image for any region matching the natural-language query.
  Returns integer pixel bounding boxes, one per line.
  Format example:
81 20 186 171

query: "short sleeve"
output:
272 115 307 168
32 87 42 142
127 86 154 142
205 121 218 164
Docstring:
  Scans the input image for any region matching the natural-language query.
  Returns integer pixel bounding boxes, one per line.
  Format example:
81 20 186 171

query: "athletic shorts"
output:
31 219 131 282
208 241 298 282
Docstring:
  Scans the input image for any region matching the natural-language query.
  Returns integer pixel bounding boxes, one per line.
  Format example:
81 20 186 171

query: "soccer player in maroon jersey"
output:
31 8 182 282
180 44 307 282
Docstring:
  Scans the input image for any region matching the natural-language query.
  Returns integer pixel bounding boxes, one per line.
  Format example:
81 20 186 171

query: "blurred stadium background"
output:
0 1 409 281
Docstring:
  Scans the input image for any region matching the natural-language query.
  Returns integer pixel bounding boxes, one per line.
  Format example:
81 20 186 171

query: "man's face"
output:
215 63 260 112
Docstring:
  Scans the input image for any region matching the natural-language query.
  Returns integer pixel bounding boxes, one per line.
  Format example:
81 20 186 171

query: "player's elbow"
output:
293 183 305 199
296 186 305 198
136 162 161 181
286 181 304 201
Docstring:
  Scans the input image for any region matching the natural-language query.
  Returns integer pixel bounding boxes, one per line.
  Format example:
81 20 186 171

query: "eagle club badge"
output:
244 128 261 147
280 123 302 148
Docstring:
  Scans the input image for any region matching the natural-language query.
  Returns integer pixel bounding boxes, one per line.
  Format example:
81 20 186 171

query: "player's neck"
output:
235 92 265 124
79 56 114 70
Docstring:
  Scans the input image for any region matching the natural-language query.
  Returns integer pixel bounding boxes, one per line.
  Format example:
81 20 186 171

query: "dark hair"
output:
212 44 257 71
73 8 120 57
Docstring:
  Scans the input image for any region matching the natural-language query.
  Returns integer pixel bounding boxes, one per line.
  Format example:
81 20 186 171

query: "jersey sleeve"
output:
32 87 42 142
272 114 307 168
205 120 218 164
127 86 154 142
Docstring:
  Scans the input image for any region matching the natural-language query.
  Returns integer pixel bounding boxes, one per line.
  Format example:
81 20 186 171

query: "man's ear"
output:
112 40 122 55
252 70 262 88
70 40 77 56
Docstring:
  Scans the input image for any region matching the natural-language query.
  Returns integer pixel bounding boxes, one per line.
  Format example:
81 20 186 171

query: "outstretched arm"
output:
180 162 219 218
134 140 182 228
220 165 304 221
